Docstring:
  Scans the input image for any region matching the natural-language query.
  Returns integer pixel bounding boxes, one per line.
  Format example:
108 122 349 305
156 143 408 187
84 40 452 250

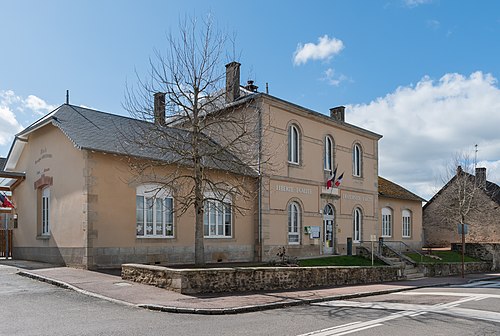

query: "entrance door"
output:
323 204 335 254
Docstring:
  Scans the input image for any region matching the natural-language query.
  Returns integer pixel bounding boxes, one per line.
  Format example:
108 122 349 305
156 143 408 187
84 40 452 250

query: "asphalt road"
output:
2 264 500 336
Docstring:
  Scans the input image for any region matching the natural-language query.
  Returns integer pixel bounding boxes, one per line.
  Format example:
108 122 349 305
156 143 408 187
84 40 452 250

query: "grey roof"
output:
0 157 6 171
20 104 256 176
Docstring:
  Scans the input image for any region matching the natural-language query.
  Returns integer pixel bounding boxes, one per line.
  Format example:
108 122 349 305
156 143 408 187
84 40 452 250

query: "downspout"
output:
257 102 263 262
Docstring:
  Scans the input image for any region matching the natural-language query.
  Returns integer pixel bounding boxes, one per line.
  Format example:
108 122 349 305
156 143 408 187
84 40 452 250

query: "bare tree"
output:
123 16 261 265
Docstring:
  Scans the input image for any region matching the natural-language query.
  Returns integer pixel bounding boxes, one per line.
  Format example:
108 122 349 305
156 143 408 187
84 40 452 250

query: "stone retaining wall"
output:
452 243 500 271
418 262 492 277
121 264 402 294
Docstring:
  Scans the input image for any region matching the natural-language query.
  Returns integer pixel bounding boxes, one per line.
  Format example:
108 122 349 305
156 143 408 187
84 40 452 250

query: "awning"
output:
0 171 25 192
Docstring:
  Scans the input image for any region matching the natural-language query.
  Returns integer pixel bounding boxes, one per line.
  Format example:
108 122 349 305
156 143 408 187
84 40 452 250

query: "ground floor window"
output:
288 201 301 244
402 210 411 238
381 207 392 237
353 207 362 242
41 187 50 236
136 185 174 238
204 198 232 238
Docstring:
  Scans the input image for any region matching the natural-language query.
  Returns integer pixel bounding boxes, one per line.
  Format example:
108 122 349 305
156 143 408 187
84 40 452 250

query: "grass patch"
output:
298 255 386 267
406 251 480 263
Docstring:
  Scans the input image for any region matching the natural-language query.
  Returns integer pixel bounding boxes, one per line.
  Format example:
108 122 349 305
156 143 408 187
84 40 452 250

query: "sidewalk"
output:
3 259 500 315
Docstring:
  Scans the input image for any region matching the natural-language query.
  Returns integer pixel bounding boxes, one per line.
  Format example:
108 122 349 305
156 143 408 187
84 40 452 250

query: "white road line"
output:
394 291 500 299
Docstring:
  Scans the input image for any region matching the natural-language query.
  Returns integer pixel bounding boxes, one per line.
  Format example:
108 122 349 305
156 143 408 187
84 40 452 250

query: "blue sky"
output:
2 0 500 200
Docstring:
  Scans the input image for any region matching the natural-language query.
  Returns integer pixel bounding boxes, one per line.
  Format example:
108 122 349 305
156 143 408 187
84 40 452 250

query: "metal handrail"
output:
382 240 424 263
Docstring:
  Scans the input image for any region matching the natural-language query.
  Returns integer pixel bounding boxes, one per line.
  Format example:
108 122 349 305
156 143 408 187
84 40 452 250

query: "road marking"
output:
457 280 500 288
302 293 500 335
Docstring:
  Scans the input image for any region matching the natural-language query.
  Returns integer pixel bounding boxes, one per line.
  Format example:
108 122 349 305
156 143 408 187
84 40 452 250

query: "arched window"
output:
353 207 362 242
136 185 174 238
402 210 412 238
324 203 334 216
288 124 300 164
353 143 362 177
288 201 301 244
324 136 334 171
381 207 392 237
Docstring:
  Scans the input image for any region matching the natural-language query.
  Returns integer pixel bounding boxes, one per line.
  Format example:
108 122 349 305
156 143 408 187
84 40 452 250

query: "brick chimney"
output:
225 61 241 103
475 167 486 189
330 106 345 122
244 80 258 92
154 92 166 126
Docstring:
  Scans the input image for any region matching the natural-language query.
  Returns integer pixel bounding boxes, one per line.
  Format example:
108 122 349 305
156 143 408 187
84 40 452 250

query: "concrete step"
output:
405 272 426 280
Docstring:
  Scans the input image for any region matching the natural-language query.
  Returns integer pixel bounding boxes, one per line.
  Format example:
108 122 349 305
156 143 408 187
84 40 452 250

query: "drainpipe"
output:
257 102 263 262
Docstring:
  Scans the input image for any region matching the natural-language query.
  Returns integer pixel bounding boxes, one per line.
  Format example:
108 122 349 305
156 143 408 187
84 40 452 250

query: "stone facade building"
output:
423 167 500 247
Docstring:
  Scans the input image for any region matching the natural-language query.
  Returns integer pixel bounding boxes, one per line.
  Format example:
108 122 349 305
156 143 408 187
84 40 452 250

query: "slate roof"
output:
378 176 426 202
17 104 256 177
0 157 6 171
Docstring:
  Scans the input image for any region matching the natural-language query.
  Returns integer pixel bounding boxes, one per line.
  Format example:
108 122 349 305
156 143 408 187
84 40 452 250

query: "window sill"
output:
204 236 233 239
36 235 50 240
137 236 175 239
288 161 300 166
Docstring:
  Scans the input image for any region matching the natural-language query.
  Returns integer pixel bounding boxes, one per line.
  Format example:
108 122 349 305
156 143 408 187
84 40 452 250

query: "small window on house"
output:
41 187 50 236
353 143 362 177
288 124 300 164
353 207 362 242
204 195 232 238
288 201 301 244
324 136 334 171
402 210 412 238
136 185 174 238
382 207 392 237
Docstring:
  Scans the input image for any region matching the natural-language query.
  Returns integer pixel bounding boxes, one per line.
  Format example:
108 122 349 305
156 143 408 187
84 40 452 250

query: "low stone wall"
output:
418 262 492 277
121 264 402 294
452 243 500 271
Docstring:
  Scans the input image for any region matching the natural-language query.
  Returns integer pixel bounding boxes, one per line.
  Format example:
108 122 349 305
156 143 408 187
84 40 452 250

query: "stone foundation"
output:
121 264 402 294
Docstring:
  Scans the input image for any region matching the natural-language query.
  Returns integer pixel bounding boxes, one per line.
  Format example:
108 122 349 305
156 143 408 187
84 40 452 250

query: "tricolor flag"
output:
0 193 13 208
326 166 337 189
334 173 344 188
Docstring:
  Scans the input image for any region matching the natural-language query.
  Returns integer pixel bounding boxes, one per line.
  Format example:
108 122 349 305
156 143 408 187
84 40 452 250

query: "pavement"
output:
2 259 500 315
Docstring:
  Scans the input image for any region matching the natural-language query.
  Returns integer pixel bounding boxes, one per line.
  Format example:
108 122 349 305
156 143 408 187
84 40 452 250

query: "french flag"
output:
326 166 337 189
0 193 13 208
334 173 344 187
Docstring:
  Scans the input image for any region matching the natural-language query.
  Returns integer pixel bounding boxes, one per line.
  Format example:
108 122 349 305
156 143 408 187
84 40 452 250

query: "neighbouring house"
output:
423 167 500 247
378 176 425 251
1 62 425 268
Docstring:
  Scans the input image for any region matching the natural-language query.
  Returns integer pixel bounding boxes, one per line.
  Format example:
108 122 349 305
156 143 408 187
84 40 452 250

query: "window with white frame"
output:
204 196 232 238
381 207 392 237
41 187 50 236
324 135 334 171
136 185 174 238
288 124 300 164
353 143 362 177
288 201 301 244
353 207 362 242
402 210 411 238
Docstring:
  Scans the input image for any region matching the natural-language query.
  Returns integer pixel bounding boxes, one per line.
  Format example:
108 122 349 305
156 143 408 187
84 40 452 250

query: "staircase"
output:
380 248 426 280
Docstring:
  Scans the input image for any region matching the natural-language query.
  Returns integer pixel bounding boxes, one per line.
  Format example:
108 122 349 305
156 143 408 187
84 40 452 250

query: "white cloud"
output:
322 68 348 86
293 35 344 65
404 0 433 8
0 90 54 157
347 71 500 200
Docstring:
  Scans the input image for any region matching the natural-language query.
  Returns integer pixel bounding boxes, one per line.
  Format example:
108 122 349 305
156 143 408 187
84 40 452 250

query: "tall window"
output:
353 207 362 242
41 187 50 236
204 197 232 238
353 143 362 177
288 124 300 164
402 210 412 238
381 207 392 237
324 136 334 171
136 185 174 238
288 201 301 244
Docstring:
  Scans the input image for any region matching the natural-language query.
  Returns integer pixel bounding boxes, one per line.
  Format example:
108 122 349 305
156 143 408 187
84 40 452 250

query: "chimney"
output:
244 80 258 92
475 167 486 189
456 165 463 175
154 92 166 126
225 61 241 103
330 106 345 122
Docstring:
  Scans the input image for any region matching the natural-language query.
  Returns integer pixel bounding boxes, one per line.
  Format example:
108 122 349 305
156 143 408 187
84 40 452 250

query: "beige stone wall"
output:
378 196 423 250
424 189 500 247
12 125 87 250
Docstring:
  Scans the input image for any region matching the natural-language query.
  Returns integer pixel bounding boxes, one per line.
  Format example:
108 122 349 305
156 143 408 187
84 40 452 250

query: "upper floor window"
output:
353 143 362 177
136 185 174 238
288 124 300 164
353 207 362 242
204 196 232 238
324 136 334 171
288 201 301 244
402 210 412 238
41 187 50 236
381 207 392 237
